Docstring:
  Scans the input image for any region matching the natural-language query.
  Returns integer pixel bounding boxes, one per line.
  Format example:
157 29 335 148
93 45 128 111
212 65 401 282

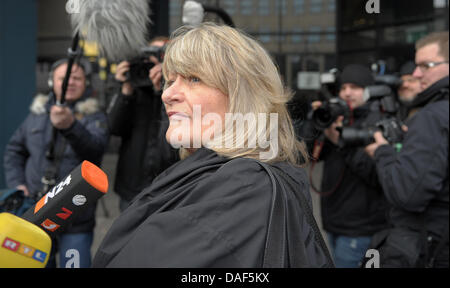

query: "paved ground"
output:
91 153 328 259
91 153 121 257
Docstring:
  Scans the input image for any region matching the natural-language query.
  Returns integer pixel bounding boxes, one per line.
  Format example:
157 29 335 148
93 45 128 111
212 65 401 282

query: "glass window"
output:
291 28 303 43
280 0 287 15
222 0 236 15
326 27 336 41
310 0 323 13
327 0 336 12
308 27 321 43
240 0 253 15
341 30 377 51
294 0 305 15
258 0 270 16
259 27 271 43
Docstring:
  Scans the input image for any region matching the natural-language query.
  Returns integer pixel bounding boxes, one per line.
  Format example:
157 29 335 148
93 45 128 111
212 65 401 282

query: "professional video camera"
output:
307 68 355 131
339 77 405 148
339 117 404 147
126 45 166 88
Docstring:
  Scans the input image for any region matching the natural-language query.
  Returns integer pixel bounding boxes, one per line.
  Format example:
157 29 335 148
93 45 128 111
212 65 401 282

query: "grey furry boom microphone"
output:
71 0 152 62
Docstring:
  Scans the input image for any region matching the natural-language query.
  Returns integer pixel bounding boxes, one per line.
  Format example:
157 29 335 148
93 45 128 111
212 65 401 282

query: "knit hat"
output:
339 64 374 88
399 61 416 76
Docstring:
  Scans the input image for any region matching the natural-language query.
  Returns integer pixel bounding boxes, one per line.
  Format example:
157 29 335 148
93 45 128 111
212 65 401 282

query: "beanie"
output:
399 61 416 76
339 64 374 88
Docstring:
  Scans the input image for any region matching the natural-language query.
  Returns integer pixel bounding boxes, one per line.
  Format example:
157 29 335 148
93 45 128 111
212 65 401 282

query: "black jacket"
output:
300 102 388 237
107 87 179 202
92 148 331 267
374 76 449 263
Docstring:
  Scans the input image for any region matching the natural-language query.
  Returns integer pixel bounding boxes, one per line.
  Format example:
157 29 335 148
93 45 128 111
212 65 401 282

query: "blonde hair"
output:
163 23 308 166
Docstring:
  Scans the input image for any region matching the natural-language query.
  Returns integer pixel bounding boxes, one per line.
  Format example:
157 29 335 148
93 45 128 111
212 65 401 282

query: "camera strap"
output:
309 138 346 197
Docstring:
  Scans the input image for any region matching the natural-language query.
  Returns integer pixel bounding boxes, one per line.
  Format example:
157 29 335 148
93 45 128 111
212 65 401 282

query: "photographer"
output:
365 31 448 267
299 64 388 267
107 37 180 212
397 61 423 120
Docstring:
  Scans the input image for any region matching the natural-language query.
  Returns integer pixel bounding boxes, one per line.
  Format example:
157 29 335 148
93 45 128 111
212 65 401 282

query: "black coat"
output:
299 103 388 237
107 87 179 202
92 148 331 267
374 76 449 262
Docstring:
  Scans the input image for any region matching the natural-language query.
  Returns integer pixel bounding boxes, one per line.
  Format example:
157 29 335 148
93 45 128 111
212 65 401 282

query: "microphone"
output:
70 0 152 62
363 85 393 101
0 213 51 268
21 161 109 238
182 0 235 27
0 161 108 268
182 1 205 26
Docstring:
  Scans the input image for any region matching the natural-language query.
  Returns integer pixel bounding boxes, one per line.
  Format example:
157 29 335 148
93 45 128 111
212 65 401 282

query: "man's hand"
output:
311 100 322 111
311 101 342 145
50 105 75 130
115 61 134 96
149 54 163 92
149 63 163 92
16 184 30 197
323 115 344 145
365 131 389 158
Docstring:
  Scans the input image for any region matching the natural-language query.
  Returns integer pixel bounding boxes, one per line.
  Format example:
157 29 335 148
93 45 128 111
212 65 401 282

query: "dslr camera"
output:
126 45 166 88
312 97 351 130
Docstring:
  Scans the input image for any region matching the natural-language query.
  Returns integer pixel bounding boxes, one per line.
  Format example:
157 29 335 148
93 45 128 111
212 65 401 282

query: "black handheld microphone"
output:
21 161 108 237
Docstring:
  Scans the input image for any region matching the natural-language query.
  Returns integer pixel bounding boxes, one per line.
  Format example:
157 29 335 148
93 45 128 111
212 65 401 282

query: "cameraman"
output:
300 64 388 268
365 31 448 267
397 61 423 120
4 59 109 268
107 37 180 212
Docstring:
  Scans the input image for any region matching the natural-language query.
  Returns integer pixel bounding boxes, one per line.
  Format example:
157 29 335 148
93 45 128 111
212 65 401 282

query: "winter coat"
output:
374 76 449 266
4 93 109 233
107 87 179 202
92 148 332 267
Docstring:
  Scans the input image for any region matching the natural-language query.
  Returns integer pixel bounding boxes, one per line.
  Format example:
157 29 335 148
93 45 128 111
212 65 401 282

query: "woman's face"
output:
162 73 228 149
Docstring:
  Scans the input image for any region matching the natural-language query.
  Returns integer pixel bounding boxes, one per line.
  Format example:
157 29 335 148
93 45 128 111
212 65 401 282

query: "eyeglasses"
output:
415 61 449 72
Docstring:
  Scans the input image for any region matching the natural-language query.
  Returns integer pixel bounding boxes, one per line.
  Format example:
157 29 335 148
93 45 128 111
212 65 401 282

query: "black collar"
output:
406 76 449 109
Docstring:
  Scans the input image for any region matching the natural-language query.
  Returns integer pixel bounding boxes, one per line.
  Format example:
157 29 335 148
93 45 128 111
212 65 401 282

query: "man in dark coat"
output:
366 31 449 267
107 37 179 212
299 64 388 267
397 61 423 121
3 59 109 267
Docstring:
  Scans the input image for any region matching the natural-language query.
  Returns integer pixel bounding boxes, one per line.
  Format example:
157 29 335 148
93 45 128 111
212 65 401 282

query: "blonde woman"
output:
93 23 332 268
